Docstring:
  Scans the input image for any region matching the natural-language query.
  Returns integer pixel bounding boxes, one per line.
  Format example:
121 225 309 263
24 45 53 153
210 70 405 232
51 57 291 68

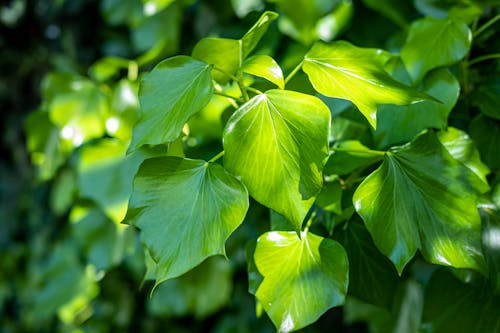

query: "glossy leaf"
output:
373 68 460 148
254 231 348 332
437 127 490 185
481 206 500 294
353 131 488 274
242 55 284 89
303 41 430 127
336 221 400 309
422 269 500 333
131 56 213 149
126 157 248 284
192 11 277 82
223 90 330 229
401 17 471 82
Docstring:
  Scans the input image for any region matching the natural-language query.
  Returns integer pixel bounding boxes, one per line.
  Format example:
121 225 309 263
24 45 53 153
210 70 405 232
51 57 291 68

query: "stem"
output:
239 82 250 102
284 60 304 86
468 53 500 66
128 61 138 81
331 147 386 156
214 91 243 103
208 151 225 163
246 86 264 95
473 14 500 38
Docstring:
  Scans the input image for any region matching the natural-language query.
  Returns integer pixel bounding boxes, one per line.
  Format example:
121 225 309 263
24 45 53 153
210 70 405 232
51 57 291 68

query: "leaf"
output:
481 206 500 294
253 231 348 332
316 180 343 214
401 17 471 83
353 131 488 274
469 114 500 170
335 221 400 309
242 55 284 89
422 269 500 333
361 0 413 27
107 79 140 141
89 56 130 82
324 141 384 176
148 257 232 318
125 157 248 284
437 127 490 186
223 90 330 229
471 78 500 120
142 0 175 16
192 11 278 82
303 41 430 128
373 68 460 149
130 56 213 149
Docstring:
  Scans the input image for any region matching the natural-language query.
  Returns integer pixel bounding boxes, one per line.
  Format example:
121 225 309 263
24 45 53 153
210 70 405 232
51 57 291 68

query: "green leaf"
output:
422 269 500 333
361 0 413 27
242 55 284 89
130 56 213 149
471 78 500 120
373 68 460 148
336 221 400 309
126 157 248 284
100 0 143 26
303 41 429 128
481 206 500 294
437 127 490 186
353 131 487 274
89 56 130 82
316 180 343 214
148 257 232 318
401 17 471 83
192 11 278 82
107 79 140 141
254 230 348 332
325 141 384 176
469 114 500 170
223 90 330 229
142 0 175 16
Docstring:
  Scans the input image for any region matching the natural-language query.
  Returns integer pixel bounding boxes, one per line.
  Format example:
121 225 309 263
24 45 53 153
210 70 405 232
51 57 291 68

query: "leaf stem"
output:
473 14 500 38
284 60 304 86
245 86 264 95
468 53 500 67
330 147 386 156
214 91 244 103
208 151 225 163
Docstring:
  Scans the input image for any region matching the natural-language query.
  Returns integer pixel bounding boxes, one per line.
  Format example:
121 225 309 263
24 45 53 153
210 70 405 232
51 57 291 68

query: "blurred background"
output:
0 0 498 332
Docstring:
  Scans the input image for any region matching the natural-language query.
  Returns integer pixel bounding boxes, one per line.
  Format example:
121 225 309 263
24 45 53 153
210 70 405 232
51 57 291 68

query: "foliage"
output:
2 0 500 332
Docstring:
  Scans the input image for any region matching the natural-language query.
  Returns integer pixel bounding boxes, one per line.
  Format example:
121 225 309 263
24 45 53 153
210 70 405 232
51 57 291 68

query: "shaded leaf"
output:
353 131 487 273
325 141 384 176
401 17 471 82
303 41 430 127
131 56 213 149
126 157 248 284
481 205 500 294
223 90 330 229
254 231 348 332
469 114 500 170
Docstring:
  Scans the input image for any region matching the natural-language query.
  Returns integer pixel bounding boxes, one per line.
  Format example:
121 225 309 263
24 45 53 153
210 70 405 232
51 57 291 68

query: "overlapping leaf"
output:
223 89 330 229
242 55 284 89
303 41 430 127
401 17 471 82
126 157 248 284
130 56 213 149
254 231 348 332
353 131 488 273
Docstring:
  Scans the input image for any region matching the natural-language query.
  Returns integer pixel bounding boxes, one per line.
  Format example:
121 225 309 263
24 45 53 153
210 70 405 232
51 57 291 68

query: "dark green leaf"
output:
422 269 500 333
353 131 487 273
481 206 500 294
131 56 213 149
469 114 500 170
401 17 471 83
223 90 330 229
126 157 248 284
254 230 348 332
303 41 430 127
316 180 343 214
374 68 459 148
325 141 384 176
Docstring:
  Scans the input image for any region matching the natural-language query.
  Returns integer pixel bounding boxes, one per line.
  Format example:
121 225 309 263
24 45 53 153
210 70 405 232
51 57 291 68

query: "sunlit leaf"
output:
303 41 430 127
126 157 248 284
353 131 488 273
223 90 330 229
130 56 213 149
242 55 284 89
401 17 471 83
254 230 348 332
